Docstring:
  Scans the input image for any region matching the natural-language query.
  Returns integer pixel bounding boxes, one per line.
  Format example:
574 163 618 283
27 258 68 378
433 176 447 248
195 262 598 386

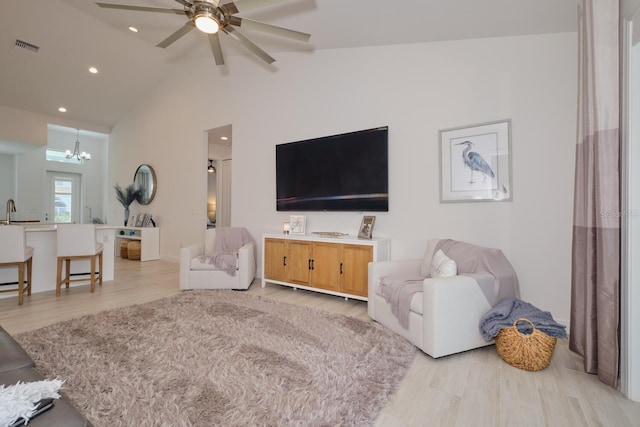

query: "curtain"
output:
570 0 620 388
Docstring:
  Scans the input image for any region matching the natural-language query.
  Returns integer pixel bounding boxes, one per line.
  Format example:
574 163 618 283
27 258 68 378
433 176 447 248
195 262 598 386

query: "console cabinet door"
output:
264 238 288 282
340 244 373 297
310 242 342 292
287 240 312 285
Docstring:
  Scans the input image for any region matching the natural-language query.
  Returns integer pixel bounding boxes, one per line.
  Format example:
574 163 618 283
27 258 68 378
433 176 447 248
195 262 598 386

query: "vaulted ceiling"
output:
0 0 578 130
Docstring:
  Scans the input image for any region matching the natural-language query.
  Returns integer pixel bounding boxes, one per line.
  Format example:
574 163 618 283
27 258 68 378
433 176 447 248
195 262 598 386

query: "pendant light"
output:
65 129 91 161
207 159 216 173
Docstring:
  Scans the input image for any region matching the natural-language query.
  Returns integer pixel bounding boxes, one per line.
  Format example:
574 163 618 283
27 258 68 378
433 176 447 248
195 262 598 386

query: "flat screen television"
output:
276 126 389 211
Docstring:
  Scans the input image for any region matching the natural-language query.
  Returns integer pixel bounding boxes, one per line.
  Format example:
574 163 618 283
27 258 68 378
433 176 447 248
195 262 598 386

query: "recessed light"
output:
129 26 138 33
58 107 67 113
220 136 228 140
89 67 98 74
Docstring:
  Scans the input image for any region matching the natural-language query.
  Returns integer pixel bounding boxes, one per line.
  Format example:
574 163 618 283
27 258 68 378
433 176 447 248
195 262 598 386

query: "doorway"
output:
206 124 232 228
47 171 82 223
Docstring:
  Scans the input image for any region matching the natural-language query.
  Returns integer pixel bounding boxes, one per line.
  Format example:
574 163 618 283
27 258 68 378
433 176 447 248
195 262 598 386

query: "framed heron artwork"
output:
439 119 512 202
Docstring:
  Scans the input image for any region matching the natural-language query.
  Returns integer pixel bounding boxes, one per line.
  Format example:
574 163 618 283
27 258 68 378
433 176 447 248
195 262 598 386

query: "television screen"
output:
276 126 388 211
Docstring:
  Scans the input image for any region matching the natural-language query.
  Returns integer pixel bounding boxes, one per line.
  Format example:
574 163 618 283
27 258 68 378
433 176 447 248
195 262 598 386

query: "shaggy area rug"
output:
15 291 416 426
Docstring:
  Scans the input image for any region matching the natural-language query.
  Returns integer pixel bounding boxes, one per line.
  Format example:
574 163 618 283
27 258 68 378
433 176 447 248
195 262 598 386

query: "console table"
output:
262 234 390 301
116 227 159 261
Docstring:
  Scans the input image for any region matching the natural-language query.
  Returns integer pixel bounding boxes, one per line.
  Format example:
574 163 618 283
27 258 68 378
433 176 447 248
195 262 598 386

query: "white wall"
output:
0 154 16 205
108 32 577 324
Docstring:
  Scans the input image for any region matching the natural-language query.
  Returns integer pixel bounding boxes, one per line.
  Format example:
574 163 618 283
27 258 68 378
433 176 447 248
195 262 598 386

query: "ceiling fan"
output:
96 0 311 65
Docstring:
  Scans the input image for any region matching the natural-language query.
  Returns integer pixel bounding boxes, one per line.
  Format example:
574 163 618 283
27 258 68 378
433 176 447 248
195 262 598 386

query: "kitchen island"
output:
0 224 115 298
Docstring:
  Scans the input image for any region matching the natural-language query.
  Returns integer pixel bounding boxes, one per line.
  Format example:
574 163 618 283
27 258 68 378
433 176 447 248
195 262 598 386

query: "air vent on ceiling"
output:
13 38 40 54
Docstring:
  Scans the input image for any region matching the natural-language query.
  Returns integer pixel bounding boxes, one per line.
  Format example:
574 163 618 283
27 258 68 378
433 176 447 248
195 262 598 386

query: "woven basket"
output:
120 241 129 259
127 241 141 261
495 318 557 371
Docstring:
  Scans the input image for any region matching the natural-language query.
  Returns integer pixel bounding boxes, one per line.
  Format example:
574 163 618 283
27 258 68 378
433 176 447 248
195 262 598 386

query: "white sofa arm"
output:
368 259 422 318
237 242 256 288
421 273 494 358
179 243 204 290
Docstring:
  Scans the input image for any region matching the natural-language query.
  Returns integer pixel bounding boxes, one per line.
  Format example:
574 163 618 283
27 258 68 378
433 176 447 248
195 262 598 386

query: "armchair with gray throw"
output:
368 238 520 358
180 227 256 290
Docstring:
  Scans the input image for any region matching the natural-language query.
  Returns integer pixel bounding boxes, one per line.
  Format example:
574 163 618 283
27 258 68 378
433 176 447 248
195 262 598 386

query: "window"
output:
46 148 82 164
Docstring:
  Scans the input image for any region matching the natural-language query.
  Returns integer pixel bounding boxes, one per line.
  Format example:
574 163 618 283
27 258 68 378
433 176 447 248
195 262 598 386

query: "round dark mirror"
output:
133 164 156 205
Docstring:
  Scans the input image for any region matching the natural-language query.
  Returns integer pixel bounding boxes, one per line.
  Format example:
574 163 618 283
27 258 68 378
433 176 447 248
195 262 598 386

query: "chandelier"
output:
65 129 91 161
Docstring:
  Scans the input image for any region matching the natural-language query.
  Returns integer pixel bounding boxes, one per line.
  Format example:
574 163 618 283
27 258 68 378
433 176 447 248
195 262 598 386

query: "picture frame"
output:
439 119 512 203
127 214 137 227
136 213 146 227
289 215 306 234
358 215 376 239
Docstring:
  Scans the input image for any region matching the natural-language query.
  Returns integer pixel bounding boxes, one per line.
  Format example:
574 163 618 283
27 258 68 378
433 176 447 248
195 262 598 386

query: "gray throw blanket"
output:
435 239 520 304
201 227 255 276
479 297 567 341
378 276 425 329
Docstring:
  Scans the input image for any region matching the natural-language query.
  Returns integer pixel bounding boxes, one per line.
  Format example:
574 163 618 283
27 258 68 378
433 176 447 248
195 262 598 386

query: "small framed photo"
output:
136 213 147 227
439 119 512 203
142 214 152 227
358 216 376 239
289 215 306 234
127 214 137 227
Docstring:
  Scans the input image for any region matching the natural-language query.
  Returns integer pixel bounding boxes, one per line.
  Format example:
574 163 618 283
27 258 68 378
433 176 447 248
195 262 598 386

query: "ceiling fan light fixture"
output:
194 9 220 34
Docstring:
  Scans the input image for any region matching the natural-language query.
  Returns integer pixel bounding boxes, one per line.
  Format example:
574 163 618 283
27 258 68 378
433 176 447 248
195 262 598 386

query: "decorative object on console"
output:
114 183 141 226
312 231 349 237
289 215 306 234
283 221 290 234
439 119 512 203
358 215 375 239
136 213 147 227
128 214 136 227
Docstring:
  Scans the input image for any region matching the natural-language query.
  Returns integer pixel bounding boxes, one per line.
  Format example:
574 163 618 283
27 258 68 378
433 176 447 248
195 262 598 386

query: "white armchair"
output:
180 228 256 290
368 239 518 358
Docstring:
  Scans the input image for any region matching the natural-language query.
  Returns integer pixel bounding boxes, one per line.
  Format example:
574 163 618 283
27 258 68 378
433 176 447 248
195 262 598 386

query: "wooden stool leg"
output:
90 255 96 293
56 257 63 297
65 259 71 288
26 257 32 296
18 262 24 306
98 252 103 287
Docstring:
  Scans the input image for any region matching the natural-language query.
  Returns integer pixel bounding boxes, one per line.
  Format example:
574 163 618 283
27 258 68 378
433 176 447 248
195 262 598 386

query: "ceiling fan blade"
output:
208 33 225 65
224 27 275 64
224 0 291 14
229 17 310 42
157 22 195 48
96 3 186 14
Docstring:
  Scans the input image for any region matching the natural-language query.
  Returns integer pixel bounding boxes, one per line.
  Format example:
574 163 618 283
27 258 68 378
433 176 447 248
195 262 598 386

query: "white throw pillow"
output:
430 249 457 277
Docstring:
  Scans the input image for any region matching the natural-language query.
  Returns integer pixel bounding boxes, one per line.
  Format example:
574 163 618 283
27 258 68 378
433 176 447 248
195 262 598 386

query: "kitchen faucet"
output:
5 198 16 224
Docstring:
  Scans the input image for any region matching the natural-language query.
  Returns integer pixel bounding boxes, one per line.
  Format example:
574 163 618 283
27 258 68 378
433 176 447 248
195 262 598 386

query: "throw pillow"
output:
420 239 441 277
430 249 457 277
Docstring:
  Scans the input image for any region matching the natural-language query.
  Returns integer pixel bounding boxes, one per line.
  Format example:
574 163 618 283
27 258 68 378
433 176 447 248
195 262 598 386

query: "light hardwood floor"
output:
1 258 639 427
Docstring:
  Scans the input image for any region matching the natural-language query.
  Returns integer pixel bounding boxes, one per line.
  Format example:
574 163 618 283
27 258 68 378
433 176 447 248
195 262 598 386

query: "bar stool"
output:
0 225 33 305
56 224 103 296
